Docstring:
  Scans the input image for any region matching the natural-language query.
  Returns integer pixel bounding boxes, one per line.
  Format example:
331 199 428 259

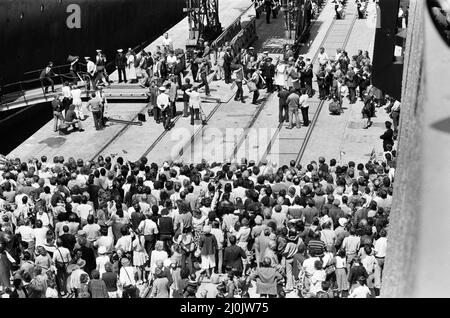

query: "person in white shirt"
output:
76 195 94 227
36 210 50 228
95 246 110 277
119 258 137 287
185 86 202 126
61 81 72 114
374 229 387 292
33 219 49 248
16 219 35 253
85 57 96 90
317 47 329 67
348 276 371 298
155 86 170 127
71 86 83 119
299 88 310 126
161 32 173 54
115 228 133 254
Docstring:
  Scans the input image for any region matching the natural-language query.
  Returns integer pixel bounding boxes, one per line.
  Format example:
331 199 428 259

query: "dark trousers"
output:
42 77 55 93
235 81 244 101
305 81 313 97
181 252 193 274
190 107 200 125
69 71 78 85
266 78 274 92
159 234 173 256
266 7 271 23
191 67 199 82
392 111 400 135
153 107 161 122
324 84 331 98
92 111 103 130
279 103 289 123
118 67 127 83
85 74 95 91
170 100 177 117
224 65 231 83
183 101 190 116
349 86 357 103
318 85 326 99
200 72 210 95
56 268 68 294
144 235 155 258
301 106 310 126
252 89 260 104
62 97 72 114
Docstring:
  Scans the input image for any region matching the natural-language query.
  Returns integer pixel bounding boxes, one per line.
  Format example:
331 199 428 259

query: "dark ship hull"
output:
0 0 185 86
0 0 185 155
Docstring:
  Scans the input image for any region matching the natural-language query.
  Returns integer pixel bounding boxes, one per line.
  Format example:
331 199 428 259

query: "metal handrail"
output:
23 62 73 75
0 71 88 108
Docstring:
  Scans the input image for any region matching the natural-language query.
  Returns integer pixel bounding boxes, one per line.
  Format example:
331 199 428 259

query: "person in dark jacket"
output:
261 57 275 93
278 87 290 123
40 61 56 93
223 48 233 84
316 66 327 100
115 49 127 83
223 235 247 276
198 225 218 280
345 65 358 104
380 121 394 151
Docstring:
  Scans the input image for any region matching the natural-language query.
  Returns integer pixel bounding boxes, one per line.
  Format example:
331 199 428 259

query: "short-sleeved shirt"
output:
287 92 300 110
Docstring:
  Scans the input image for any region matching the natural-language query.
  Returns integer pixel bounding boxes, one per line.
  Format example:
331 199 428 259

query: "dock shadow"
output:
38 136 67 148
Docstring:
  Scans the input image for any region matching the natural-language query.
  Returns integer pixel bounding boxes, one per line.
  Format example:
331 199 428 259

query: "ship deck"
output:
9 0 390 168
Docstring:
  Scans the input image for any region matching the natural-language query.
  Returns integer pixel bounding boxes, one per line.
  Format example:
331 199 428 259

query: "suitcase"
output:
329 101 341 115
138 113 146 122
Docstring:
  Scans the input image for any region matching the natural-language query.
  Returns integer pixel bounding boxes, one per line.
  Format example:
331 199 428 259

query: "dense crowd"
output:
0 144 396 298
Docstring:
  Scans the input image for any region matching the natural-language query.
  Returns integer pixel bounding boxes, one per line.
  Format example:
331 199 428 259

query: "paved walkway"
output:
301 0 388 165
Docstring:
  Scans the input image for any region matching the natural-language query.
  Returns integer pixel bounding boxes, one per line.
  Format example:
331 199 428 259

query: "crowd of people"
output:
0 138 396 298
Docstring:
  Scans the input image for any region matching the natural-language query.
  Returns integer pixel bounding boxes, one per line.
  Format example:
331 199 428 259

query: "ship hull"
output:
0 0 185 86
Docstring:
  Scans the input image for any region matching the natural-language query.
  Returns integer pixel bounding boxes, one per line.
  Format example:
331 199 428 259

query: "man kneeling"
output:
62 104 84 133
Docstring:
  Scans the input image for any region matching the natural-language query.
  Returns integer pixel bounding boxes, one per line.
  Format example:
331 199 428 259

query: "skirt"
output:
133 251 148 267
201 254 216 270
335 268 349 291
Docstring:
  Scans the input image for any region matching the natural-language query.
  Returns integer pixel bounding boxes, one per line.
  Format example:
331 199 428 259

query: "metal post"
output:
20 82 28 106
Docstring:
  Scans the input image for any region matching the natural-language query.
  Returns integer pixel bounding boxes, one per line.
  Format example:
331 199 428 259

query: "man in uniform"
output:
115 49 127 83
155 86 170 129
261 57 275 93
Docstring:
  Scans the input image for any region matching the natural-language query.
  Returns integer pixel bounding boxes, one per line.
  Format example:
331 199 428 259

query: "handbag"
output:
55 248 68 271
247 81 257 92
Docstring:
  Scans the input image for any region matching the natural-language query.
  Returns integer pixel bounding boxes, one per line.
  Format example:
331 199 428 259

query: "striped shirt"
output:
308 239 326 257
